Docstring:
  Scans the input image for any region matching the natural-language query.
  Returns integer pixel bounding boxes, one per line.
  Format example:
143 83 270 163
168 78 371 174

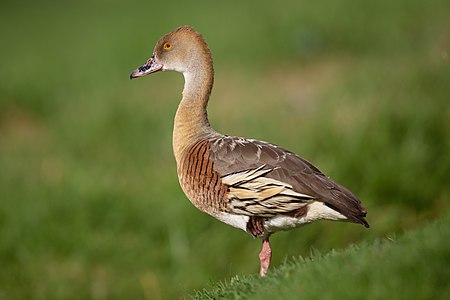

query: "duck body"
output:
177 135 368 238
131 26 369 276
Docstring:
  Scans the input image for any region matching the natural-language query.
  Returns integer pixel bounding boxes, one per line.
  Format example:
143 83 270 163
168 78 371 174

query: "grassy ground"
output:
191 218 450 300
0 0 449 299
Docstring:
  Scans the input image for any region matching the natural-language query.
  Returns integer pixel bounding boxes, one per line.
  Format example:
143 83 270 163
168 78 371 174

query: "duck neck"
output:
173 59 215 165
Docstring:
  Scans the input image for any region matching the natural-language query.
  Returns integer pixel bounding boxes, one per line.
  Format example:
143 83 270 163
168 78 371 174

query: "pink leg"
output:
259 238 272 277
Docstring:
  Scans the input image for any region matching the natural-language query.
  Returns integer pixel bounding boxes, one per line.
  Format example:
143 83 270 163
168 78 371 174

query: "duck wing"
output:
209 136 369 228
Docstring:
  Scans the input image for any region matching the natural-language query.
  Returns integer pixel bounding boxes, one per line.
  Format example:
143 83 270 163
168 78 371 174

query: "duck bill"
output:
130 53 163 79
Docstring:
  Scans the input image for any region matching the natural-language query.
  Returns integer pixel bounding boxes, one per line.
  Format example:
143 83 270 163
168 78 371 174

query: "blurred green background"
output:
0 0 449 299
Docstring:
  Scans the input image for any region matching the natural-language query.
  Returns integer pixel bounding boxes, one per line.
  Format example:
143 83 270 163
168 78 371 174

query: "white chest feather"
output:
215 212 249 232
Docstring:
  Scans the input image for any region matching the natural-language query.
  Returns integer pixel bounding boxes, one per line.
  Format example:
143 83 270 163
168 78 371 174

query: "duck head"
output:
130 26 211 79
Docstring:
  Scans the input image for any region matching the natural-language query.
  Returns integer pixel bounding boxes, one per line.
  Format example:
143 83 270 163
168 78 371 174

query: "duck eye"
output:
163 42 172 50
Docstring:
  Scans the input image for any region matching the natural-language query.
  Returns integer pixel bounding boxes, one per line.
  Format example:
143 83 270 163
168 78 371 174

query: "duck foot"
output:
259 238 272 277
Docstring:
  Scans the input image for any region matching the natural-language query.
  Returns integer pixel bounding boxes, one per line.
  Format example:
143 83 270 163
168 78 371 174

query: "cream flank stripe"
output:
222 165 316 216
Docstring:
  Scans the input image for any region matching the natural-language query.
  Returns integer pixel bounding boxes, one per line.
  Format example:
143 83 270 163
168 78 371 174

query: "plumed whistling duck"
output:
130 26 369 277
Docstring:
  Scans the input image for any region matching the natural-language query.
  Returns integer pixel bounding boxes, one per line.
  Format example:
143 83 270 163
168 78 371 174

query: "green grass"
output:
0 0 449 299
191 218 450 300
